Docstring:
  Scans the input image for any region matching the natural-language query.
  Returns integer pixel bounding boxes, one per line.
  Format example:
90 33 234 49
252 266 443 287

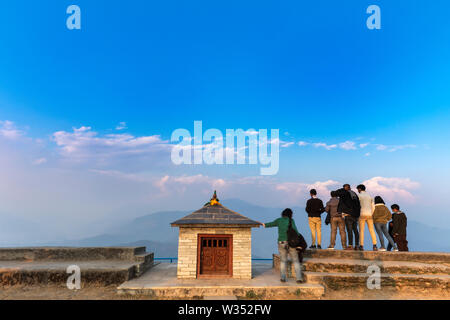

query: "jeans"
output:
330 217 346 248
374 223 396 249
278 242 303 281
359 217 377 246
344 215 359 246
308 217 322 246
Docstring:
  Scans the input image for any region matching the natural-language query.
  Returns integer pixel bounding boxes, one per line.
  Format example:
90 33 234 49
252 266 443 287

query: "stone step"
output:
0 247 148 262
0 260 139 286
302 258 450 275
204 295 238 300
118 283 325 299
134 253 154 277
304 271 450 291
0 247 155 285
302 250 450 264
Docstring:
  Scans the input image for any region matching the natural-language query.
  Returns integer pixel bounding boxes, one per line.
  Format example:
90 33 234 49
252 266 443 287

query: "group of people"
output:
306 184 408 252
262 183 409 283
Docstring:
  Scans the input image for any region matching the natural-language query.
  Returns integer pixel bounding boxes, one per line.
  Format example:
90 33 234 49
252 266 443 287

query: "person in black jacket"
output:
334 184 361 250
391 204 409 251
305 189 325 249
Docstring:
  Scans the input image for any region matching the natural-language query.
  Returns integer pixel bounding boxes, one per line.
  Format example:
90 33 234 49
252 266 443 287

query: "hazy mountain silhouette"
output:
58 199 450 257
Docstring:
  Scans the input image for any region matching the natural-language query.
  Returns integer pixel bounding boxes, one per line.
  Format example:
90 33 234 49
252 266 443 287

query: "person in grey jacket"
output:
325 191 347 249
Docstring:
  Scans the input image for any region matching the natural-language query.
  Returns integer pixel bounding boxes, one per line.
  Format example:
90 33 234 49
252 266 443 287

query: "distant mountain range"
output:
46 199 450 257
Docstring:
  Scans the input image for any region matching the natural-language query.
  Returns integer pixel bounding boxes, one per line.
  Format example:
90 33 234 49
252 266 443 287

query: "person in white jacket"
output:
357 184 378 251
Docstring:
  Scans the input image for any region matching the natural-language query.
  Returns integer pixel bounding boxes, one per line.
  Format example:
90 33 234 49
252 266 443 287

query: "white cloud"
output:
298 139 416 154
375 144 416 152
313 142 337 150
154 174 227 196
339 141 357 150
280 141 294 148
0 120 24 140
32 158 47 165
52 126 171 166
116 122 128 130
275 180 340 201
362 177 420 202
146 174 420 206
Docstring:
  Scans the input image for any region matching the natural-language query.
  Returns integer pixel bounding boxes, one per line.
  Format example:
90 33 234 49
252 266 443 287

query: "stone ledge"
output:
305 271 450 291
302 249 450 263
0 247 154 285
0 247 147 262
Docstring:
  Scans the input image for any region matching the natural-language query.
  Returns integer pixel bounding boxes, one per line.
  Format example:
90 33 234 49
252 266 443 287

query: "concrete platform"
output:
117 263 325 299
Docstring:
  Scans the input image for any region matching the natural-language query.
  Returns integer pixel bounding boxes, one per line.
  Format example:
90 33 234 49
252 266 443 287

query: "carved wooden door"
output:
198 235 232 276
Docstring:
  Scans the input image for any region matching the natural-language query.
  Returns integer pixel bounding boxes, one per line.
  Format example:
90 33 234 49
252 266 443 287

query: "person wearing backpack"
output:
263 208 305 283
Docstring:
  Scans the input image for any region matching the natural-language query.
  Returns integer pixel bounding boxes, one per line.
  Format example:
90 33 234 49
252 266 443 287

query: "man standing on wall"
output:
305 189 325 249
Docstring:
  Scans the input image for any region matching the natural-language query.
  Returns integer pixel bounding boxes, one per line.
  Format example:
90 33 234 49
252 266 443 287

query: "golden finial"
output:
209 190 220 206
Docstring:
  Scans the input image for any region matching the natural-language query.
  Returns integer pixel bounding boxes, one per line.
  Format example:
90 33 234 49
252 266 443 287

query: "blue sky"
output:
0 0 450 244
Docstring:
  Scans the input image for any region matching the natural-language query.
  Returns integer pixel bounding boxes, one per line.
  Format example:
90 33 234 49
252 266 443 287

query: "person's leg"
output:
374 223 385 248
345 216 353 247
338 217 347 249
359 218 366 247
330 218 337 247
367 219 377 246
381 224 395 248
353 217 360 246
308 218 316 246
278 242 288 281
396 235 409 251
394 235 405 251
316 217 322 246
289 247 303 281
387 242 392 251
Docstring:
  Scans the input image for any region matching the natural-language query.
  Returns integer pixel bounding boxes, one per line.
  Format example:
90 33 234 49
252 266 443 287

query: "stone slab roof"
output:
171 203 261 227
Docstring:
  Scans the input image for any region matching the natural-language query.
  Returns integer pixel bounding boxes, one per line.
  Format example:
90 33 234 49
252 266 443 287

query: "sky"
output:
0 0 450 245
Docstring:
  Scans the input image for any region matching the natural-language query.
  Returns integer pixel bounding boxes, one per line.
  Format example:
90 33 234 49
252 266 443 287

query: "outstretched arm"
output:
264 219 279 228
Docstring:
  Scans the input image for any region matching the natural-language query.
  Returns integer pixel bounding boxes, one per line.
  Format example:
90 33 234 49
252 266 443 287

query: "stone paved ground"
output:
1 284 448 300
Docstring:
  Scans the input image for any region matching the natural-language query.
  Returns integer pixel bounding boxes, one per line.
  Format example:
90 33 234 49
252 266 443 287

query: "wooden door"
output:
198 235 232 277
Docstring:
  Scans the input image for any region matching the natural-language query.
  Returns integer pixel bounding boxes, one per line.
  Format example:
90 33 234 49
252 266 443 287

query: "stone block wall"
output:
176 227 252 279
